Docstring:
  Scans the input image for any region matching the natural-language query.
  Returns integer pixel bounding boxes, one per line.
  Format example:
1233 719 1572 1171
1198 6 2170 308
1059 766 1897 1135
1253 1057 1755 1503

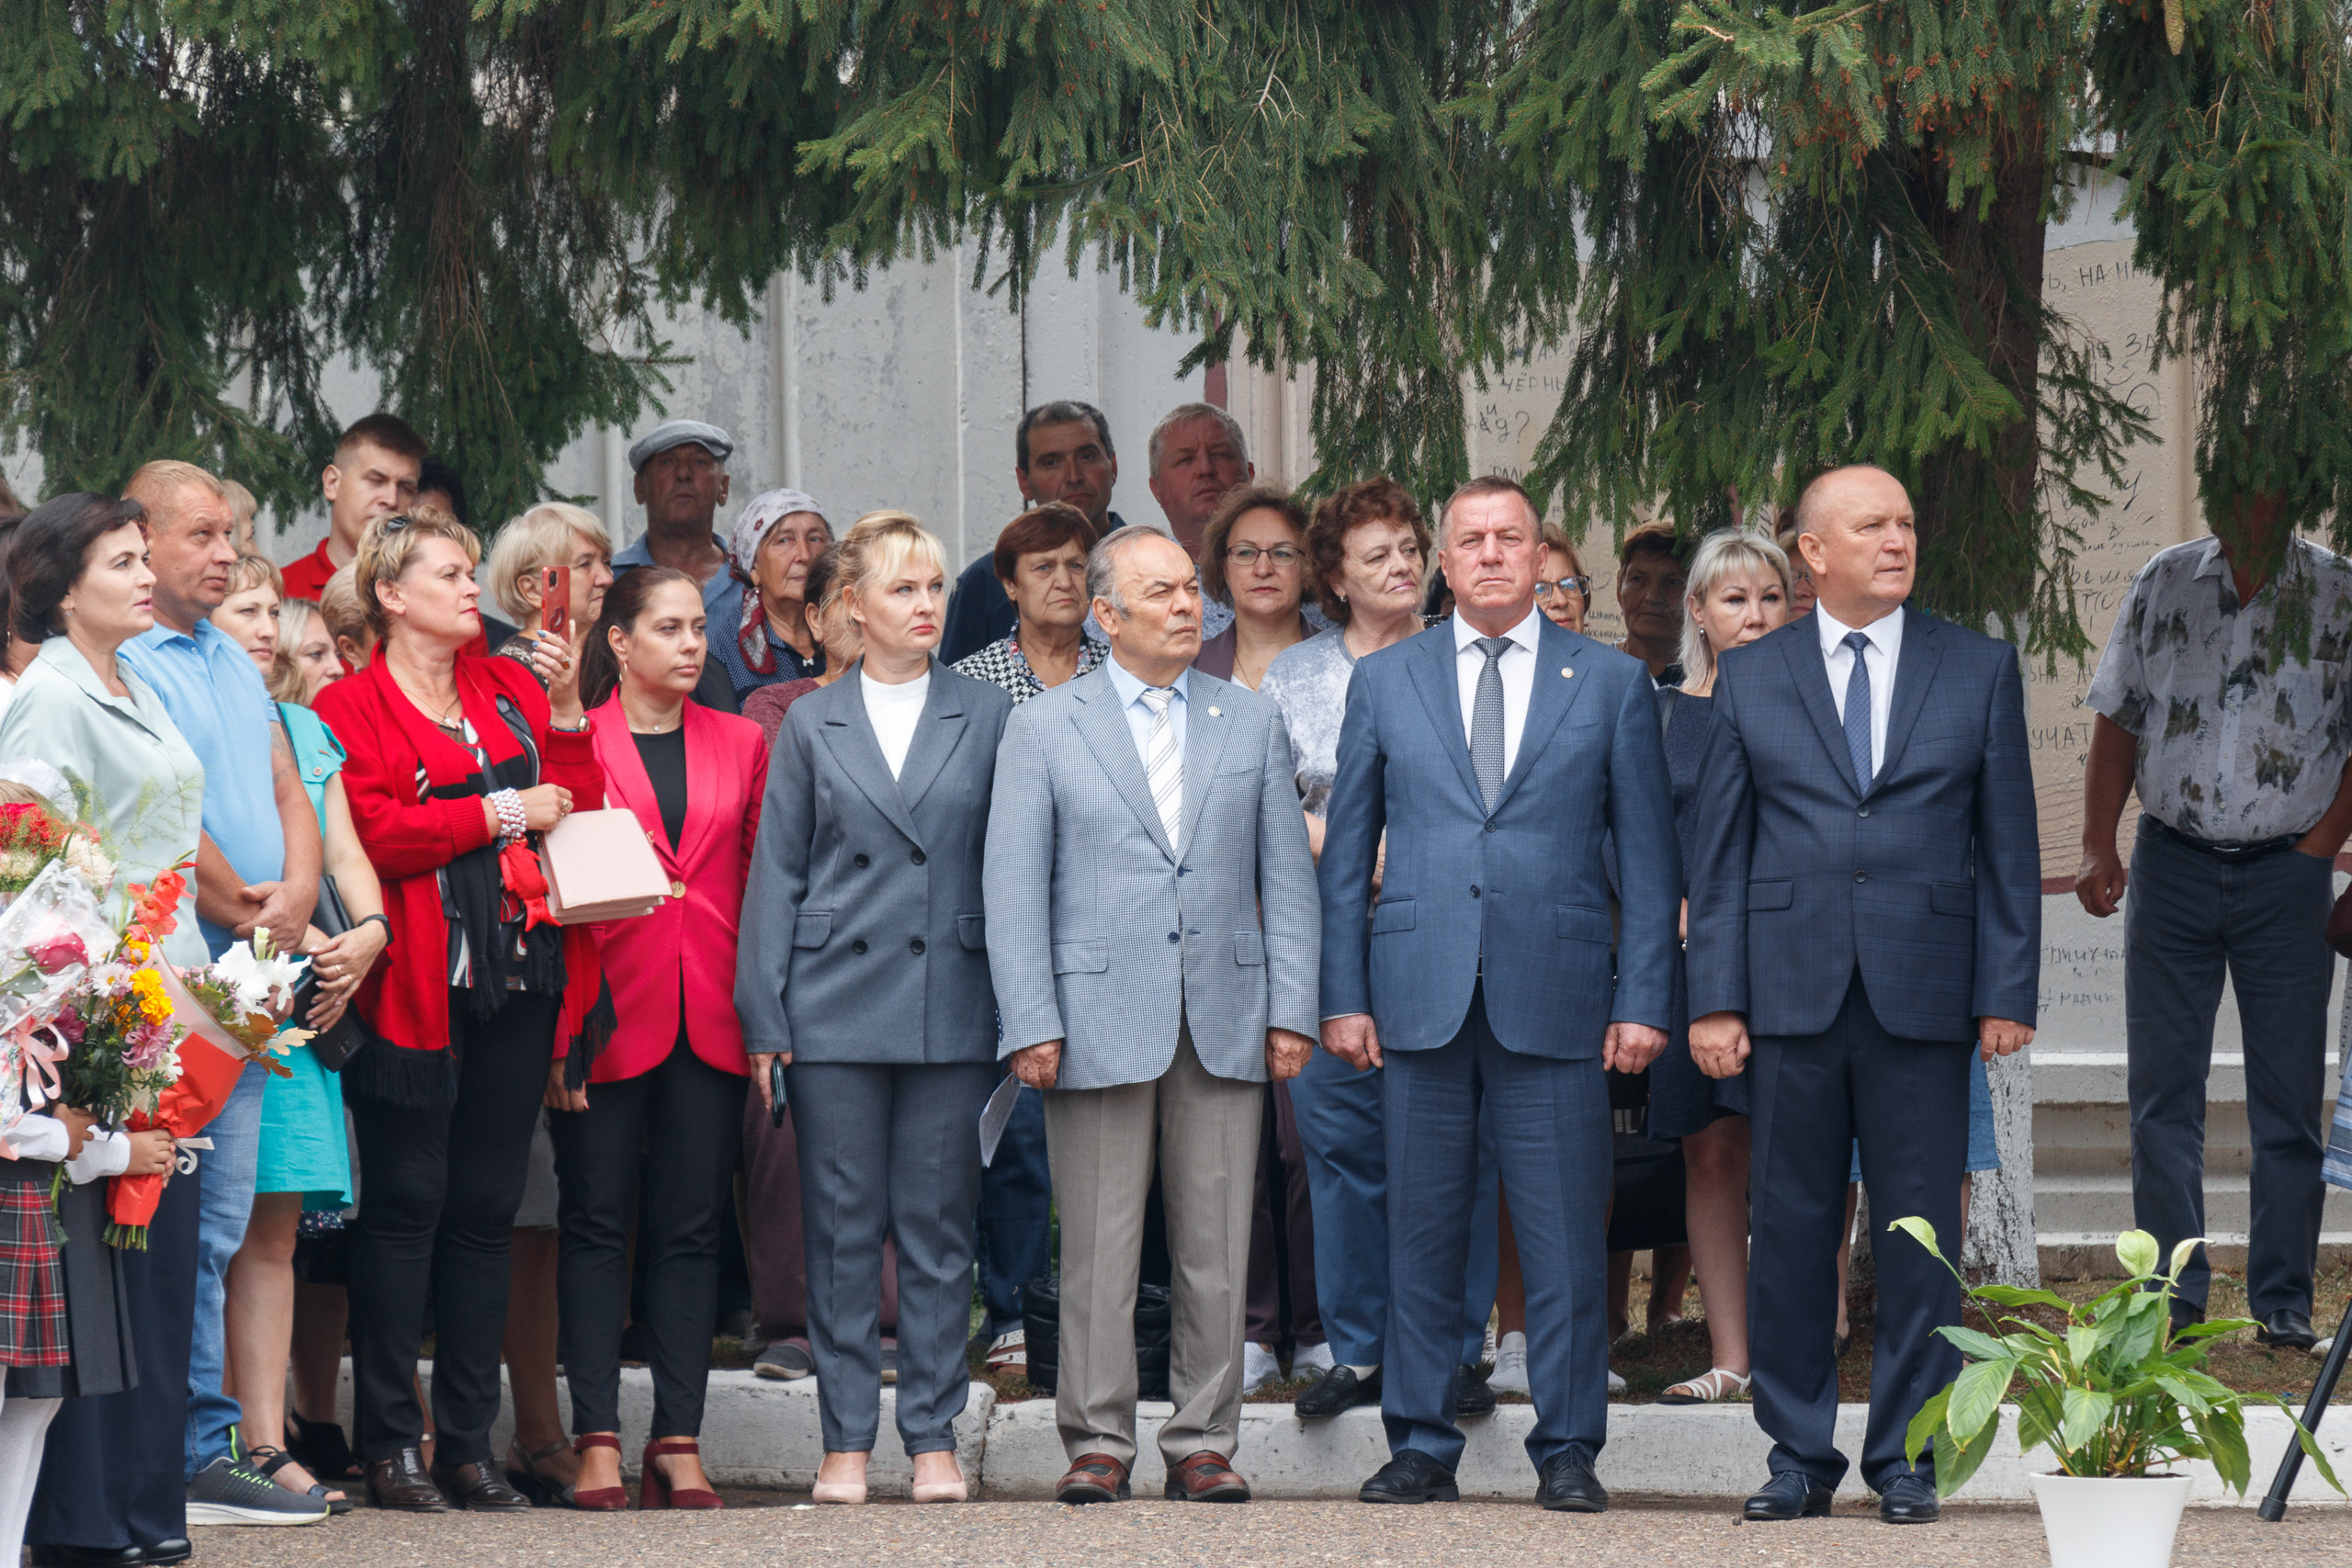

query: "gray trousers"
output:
787 1060 999 1454
2126 825 2336 1316
1043 1022 1260 1471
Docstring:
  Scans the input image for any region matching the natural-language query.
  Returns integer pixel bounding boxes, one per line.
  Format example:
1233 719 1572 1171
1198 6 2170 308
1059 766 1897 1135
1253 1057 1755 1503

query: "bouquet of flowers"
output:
0 861 127 1150
0 799 114 903
51 964 185 1131
106 892 310 1248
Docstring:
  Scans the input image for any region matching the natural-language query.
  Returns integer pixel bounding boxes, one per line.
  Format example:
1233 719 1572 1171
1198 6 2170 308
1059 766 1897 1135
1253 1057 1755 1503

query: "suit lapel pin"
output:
1208 705 1221 716
1560 667 1573 678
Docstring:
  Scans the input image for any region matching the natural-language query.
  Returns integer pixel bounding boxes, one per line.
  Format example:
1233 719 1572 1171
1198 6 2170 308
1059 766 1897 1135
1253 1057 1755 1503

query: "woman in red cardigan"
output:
312 506 605 1515
546 567 766 1511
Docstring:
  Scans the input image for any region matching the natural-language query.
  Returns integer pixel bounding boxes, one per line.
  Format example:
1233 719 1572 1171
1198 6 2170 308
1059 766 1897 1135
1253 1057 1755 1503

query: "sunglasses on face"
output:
1538 576 1592 600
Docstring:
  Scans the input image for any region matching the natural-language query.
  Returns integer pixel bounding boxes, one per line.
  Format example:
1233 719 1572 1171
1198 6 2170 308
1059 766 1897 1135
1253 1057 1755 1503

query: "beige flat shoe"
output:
810 1477 867 1505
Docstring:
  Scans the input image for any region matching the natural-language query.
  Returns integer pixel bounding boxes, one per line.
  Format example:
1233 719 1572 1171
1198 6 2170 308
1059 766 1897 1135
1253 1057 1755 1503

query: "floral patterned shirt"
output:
2086 535 2352 841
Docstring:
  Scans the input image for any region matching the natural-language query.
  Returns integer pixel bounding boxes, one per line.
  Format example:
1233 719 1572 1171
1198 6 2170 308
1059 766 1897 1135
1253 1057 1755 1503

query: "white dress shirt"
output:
1452 605 1544 779
861 666 932 780
1104 656 1190 771
1815 603 1905 774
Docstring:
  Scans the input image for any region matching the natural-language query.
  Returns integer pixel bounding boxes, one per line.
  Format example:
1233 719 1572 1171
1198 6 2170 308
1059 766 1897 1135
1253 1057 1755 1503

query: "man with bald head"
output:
984 525 1318 1506
1686 465 2039 1525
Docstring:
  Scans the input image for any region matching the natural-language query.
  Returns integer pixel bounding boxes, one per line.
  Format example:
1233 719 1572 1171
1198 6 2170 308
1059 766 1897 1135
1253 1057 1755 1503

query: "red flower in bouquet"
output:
122 870 187 945
25 934 88 976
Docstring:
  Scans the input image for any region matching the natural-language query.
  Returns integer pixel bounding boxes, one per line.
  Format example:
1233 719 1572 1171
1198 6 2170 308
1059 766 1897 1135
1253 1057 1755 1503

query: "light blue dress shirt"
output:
119 618 284 957
1103 655 1190 771
0 639 209 970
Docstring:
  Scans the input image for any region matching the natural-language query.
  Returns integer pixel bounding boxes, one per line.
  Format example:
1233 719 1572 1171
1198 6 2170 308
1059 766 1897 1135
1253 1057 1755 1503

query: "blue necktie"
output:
1840 630 1873 794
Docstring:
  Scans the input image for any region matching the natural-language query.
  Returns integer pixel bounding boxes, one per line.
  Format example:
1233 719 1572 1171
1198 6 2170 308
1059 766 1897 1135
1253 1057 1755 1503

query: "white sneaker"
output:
1293 1340 1337 1377
1607 1367 1626 1395
1489 1330 1530 1393
984 1328 1027 1370
1242 1341 1282 1393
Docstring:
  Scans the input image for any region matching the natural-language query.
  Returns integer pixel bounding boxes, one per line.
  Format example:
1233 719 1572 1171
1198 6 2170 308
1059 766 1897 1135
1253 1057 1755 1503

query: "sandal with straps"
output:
284 1409 363 1483
639 1438 723 1510
1658 1367 1753 1405
243 1444 355 1515
504 1438 574 1508
567 1434 629 1511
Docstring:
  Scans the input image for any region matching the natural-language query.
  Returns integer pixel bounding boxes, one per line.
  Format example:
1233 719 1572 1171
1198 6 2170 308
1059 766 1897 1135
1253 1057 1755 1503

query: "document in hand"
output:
540 808 671 924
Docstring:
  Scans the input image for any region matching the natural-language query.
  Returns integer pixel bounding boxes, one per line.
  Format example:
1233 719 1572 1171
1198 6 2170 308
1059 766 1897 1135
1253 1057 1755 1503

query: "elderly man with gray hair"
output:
983 524 1320 1506
612 418 742 713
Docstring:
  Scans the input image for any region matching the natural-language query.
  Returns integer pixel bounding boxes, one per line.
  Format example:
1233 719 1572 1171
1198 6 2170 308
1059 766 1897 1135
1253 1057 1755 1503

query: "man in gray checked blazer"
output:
984 525 1320 1506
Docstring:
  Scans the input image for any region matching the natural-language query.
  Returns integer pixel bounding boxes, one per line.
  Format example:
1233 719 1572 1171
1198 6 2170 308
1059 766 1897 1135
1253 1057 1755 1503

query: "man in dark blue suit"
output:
1320 476 1679 1512
1687 465 2039 1525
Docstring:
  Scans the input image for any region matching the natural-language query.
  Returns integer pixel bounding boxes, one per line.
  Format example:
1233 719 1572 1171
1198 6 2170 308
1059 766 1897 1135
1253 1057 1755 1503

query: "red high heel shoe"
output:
639 1438 723 1510
567 1434 628 1510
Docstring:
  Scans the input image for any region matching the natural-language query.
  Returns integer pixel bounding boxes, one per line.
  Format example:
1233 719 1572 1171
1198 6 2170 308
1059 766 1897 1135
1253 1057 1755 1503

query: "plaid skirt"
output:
0 1177 69 1368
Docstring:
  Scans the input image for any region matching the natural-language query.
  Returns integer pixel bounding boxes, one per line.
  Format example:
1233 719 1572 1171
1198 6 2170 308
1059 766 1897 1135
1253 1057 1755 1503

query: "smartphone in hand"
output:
543 565 571 640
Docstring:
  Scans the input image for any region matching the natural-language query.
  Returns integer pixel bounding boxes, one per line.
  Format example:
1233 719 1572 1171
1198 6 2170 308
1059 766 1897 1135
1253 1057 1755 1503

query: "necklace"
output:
390 669 461 727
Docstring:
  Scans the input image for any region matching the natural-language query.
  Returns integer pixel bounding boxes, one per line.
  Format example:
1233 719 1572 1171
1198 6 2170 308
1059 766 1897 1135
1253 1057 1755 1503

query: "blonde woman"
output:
272 599 341 705
1648 528 1791 1405
738 513 1013 1505
214 554 284 673
483 502 616 676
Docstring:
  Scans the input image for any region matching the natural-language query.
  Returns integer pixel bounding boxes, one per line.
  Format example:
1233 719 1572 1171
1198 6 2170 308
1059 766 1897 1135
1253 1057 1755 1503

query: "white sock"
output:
0 1394 61 1562
1344 1364 1379 1378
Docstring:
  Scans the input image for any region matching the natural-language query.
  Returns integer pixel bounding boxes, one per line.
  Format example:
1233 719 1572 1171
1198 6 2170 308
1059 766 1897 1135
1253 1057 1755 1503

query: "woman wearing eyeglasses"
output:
1193 487 1314 691
1537 527 1592 634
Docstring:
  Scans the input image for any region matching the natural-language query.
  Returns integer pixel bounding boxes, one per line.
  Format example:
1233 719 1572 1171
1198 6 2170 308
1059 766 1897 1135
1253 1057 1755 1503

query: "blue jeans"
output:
186 1065 264 1478
975 1084 1053 1337
1292 1045 1498 1370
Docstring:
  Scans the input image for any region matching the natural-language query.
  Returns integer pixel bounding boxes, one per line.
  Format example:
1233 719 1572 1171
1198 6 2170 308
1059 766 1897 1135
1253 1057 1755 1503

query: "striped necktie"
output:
1139 685 1182 850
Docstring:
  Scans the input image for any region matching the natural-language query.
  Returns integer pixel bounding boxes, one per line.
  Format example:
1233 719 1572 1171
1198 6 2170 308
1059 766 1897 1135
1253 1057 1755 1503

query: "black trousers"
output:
28 1145 203 1551
550 1037 746 1438
346 989 557 1465
1748 972 1967 1492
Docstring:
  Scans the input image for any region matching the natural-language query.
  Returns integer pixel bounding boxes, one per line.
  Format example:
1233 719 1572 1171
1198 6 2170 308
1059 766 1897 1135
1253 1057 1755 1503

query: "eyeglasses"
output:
1538 576 1592 600
1226 545 1305 567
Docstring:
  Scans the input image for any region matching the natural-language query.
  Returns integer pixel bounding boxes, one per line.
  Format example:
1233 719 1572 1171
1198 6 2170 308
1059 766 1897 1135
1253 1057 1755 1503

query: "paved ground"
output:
190 1493 2352 1567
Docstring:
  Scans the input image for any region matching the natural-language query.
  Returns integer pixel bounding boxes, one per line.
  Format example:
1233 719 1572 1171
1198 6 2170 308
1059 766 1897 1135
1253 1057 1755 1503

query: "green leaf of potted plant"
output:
1894 1218 2341 1568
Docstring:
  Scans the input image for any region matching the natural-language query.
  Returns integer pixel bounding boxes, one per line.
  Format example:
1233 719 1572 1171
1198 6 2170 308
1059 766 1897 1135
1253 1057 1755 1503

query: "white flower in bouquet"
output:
209 933 308 1013
61 832 114 893
0 848 39 885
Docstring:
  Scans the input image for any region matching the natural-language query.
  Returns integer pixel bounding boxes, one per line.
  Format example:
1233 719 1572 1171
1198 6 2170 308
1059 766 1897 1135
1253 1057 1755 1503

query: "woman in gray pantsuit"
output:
737 511 1012 1505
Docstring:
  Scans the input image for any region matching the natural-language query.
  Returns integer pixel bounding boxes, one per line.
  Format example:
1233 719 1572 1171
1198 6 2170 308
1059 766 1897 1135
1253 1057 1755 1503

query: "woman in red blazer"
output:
548 566 767 1512
311 506 605 1514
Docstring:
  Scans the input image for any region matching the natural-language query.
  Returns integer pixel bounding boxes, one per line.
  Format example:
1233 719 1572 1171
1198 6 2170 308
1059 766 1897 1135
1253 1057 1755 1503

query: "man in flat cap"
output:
616 418 742 713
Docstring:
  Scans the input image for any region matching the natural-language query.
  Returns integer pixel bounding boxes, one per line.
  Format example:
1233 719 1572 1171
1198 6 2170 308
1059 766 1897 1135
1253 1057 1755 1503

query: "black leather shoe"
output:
367 1446 449 1512
431 1460 533 1512
29 1549 148 1567
1742 1471 1835 1520
1453 1362 1496 1416
2168 1298 2205 1336
1535 1450 1608 1513
1359 1449 1459 1504
1877 1472 1940 1523
1295 1364 1379 1419
2257 1308 2321 1351
141 1542 192 1566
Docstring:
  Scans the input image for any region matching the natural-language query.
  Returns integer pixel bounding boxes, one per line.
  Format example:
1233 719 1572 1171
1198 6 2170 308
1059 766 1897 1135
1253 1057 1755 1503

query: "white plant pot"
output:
2030 1472 2192 1568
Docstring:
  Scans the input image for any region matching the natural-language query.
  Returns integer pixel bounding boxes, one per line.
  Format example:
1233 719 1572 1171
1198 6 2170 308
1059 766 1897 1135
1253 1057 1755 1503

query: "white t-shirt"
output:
862 667 932 780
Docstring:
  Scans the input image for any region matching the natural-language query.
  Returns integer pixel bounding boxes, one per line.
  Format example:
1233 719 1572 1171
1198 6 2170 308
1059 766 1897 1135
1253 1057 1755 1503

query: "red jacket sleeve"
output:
334 716 498 879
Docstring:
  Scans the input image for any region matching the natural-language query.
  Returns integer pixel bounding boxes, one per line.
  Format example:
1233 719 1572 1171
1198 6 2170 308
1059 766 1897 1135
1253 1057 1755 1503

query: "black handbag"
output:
288 875 370 1072
1021 1275 1172 1401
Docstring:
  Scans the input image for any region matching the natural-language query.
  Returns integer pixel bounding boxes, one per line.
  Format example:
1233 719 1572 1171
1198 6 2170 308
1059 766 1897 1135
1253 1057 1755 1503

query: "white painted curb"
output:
344 1369 2352 1506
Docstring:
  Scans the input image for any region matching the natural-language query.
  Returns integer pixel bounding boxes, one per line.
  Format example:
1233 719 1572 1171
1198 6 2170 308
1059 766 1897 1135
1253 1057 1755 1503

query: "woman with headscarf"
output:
714 490 833 699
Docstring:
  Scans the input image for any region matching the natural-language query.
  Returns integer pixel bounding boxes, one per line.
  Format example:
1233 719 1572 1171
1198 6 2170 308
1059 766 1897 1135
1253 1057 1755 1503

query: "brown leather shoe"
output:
1163 1450 1251 1502
1055 1452 1131 1505
367 1446 450 1512
430 1459 533 1512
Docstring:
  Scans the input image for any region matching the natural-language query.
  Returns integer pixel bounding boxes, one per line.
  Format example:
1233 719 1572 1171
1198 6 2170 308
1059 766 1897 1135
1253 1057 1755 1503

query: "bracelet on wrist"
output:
489 788 528 846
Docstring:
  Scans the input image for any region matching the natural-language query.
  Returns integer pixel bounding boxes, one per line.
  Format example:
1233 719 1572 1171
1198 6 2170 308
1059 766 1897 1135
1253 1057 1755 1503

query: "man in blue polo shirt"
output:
118 460 328 1527
614 418 741 714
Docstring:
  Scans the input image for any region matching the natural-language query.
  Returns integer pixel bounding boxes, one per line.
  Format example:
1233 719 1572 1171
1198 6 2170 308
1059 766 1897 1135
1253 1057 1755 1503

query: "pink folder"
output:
539 809 671 925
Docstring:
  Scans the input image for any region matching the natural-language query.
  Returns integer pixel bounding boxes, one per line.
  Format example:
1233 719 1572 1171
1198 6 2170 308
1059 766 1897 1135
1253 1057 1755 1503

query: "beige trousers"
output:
1042 1022 1261 1472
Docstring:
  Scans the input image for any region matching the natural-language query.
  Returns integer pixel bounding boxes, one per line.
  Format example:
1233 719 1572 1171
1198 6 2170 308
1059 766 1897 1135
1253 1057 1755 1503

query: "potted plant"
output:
1895 1220 2339 1568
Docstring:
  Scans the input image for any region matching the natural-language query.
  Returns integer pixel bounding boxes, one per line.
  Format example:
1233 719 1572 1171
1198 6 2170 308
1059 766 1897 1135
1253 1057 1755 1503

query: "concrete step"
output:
2030 1049 2345 1109
338 1365 2349 1506
2034 1171 2352 1235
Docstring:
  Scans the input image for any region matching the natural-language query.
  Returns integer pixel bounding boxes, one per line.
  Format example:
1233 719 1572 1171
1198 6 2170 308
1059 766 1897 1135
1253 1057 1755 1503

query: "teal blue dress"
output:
254 704 353 1208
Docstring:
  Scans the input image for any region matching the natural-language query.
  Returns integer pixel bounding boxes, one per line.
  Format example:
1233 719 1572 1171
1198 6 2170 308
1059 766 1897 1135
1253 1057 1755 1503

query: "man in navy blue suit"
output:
1319 476 1679 1512
1687 465 2039 1525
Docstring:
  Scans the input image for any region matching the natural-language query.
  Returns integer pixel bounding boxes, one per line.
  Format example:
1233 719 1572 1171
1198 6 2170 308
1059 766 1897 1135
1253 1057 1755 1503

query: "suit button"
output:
1853 871 1868 884
669 880 685 898
1858 806 1871 818
1470 886 1481 898
852 939 868 953
1484 821 1497 833
910 938 926 955
910 849 926 865
854 853 870 868
1168 931 1181 942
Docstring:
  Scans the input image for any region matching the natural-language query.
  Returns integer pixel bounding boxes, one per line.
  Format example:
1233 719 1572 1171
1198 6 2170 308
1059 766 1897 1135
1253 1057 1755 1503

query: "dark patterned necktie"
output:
1841 630 1874 793
1473 637 1510 810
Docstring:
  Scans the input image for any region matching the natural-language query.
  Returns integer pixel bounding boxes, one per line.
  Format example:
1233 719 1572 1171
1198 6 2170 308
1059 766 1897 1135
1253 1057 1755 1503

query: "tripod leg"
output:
2258 1299 2352 1521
